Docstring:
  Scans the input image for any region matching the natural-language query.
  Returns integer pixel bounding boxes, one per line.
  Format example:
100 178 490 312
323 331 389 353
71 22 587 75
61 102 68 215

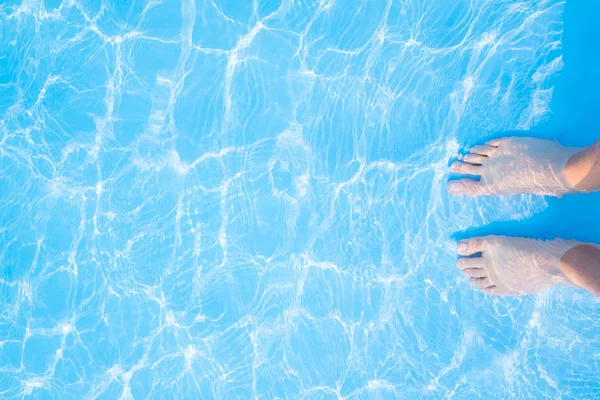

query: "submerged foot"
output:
448 137 582 197
456 236 579 296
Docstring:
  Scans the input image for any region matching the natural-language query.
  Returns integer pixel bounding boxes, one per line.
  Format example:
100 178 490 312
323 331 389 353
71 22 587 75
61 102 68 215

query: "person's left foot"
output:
456 236 577 296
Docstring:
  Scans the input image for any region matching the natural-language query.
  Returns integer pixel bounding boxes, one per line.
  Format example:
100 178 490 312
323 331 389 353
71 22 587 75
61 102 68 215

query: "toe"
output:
448 179 488 196
463 268 487 278
450 161 482 176
463 154 487 165
469 277 494 289
470 145 496 156
457 237 486 256
456 256 485 270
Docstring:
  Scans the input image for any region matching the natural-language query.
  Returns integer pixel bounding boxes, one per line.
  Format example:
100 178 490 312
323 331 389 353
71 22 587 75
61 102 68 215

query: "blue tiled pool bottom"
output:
1 0 599 399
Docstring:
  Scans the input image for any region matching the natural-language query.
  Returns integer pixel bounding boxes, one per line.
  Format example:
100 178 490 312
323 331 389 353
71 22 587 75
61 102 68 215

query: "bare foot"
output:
448 137 582 197
456 236 580 296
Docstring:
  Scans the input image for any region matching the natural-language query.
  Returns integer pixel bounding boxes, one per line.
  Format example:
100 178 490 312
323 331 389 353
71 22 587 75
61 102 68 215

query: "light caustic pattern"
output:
0 0 598 399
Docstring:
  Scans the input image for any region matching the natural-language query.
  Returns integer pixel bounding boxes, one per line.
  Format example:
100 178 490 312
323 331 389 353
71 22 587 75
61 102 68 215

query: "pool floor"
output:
0 0 599 398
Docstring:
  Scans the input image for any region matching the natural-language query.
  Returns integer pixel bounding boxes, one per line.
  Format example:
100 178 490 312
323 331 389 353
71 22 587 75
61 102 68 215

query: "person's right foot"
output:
456 236 578 296
448 137 582 197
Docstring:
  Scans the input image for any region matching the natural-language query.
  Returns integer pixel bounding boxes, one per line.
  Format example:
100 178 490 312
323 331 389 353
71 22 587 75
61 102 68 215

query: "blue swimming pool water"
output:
1 0 599 398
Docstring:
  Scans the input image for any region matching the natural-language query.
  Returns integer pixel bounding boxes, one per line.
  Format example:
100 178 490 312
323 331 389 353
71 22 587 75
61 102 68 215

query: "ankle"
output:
560 244 600 298
564 145 600 193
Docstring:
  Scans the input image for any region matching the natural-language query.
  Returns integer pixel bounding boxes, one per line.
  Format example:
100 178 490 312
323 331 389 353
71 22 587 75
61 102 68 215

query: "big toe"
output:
457 237 487 256
486 138 510 147
448 179 487 196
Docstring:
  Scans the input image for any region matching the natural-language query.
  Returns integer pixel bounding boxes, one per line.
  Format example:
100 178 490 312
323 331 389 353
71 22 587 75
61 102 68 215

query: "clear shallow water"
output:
1 0 599 398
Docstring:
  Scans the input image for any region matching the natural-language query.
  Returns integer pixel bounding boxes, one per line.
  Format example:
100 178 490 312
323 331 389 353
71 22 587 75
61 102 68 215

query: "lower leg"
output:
565 139 600 192
560 244 600 299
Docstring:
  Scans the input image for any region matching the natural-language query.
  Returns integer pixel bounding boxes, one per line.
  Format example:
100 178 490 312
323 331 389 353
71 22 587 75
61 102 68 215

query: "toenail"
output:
457 241 467 252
